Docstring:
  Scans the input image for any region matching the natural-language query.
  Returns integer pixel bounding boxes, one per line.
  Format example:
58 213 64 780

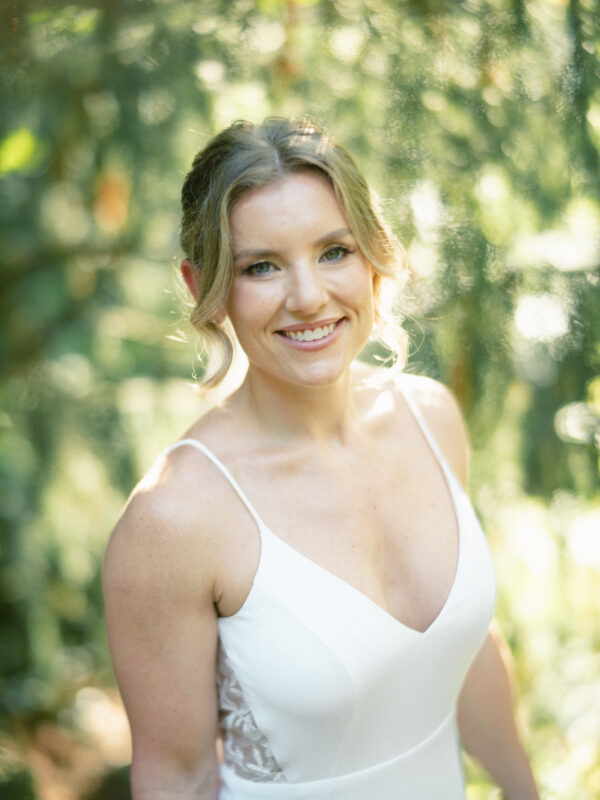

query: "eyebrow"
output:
233 227 354 263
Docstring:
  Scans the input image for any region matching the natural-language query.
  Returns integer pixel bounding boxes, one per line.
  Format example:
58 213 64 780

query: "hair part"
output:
180 117 408 391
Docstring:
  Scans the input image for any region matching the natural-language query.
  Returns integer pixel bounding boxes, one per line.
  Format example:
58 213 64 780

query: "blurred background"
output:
1 0 599 797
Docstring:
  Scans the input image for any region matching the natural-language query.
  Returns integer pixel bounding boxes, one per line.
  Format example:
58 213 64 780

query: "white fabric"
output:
165 393 496 799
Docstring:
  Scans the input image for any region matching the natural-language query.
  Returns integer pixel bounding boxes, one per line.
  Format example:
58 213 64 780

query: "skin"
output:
104 173 539 799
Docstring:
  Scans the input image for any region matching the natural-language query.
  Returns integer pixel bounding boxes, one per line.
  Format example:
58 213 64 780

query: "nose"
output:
285 261 328 315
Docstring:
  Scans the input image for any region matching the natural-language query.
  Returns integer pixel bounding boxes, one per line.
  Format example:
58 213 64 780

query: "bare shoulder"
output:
395 372 470 487
397 372 462 420
103 442 230 609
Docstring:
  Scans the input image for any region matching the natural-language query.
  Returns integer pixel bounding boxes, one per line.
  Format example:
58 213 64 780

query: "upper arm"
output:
103 479 220 797
400 374 470 488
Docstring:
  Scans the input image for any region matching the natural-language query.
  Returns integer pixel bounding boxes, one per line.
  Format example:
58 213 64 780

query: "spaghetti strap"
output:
164 438 266 532
399 380 453 479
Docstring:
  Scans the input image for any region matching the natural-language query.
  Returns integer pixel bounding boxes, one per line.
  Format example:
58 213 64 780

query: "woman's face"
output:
225 171 375 389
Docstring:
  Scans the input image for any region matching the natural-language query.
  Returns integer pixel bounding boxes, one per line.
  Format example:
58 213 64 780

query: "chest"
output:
223 438 460 633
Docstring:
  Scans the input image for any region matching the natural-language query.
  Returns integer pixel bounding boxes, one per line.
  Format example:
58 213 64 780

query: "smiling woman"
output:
103 117 540 800
179 117 407 391
223 171 375 388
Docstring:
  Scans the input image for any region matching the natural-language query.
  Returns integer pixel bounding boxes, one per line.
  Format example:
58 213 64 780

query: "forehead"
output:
229 172 348 248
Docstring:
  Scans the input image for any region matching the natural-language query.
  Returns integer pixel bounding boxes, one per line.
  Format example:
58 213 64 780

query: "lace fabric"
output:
217 645 287 783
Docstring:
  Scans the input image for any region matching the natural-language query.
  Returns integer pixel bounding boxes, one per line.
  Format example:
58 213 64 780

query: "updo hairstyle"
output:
180 116 407 390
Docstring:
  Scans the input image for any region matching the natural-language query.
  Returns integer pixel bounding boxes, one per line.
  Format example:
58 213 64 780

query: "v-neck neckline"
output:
253 488 463 636
218 421 463 636
170 385 463 636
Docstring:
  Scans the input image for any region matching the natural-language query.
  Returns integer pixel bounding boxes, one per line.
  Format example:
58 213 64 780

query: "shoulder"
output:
397 373 462 421
395 372 470 487
102 441 232 609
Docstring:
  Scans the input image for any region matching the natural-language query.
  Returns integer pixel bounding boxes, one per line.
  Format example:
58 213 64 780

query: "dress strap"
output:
164 438 266 532
399 381 453 479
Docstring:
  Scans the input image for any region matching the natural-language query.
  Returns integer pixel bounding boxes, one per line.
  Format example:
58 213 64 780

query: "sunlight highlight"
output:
514 293 569 343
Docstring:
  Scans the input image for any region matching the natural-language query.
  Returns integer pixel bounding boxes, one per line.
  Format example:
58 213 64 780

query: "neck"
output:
231 365 364 445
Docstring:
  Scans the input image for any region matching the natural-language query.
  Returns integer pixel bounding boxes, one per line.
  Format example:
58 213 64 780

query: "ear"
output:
180 258 228 324
181 259 200 301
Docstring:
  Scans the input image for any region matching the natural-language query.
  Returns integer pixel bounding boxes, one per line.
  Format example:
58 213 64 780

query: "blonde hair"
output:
180 117 407 390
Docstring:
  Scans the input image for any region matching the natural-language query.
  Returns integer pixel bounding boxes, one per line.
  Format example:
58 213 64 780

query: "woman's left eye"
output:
321 246 351 263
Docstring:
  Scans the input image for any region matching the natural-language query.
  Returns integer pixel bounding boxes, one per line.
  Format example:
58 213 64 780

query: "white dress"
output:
165 392 496 799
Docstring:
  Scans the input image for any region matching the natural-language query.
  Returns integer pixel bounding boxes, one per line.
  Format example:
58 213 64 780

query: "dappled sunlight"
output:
74 688 131 767
2 0 599 797
247 20 287 55
555 402 600 446
213 83 270 129
510 199 600 273
567 507 600 569
117 376 206 471
329 26 366 63
410 180 444 238
514 293 570 343
194 59 226 88
480 490 600 799
21 689 131 800
41 183 91 246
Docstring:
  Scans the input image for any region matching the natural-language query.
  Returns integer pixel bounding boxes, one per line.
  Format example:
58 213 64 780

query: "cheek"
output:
353 269 377 327
226 284 279 329
341 265 376 305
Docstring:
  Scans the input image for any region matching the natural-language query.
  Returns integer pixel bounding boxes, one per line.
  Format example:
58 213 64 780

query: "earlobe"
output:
212 307 227 325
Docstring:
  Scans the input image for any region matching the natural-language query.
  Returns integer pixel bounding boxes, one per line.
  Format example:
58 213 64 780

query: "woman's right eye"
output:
243 261 277 276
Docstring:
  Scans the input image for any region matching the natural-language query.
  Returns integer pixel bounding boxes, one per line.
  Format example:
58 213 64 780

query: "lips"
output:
280 322 337 342
276 318 344 347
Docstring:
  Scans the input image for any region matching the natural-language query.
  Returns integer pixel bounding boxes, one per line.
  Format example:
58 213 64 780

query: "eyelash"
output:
242 245 353 277
321 245 352 263
243 261 276 276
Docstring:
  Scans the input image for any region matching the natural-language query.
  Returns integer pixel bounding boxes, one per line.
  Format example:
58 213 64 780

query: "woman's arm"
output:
457 622 539 800
103 475 221 799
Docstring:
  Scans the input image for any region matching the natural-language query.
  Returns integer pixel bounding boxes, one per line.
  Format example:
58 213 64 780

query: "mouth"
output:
275 318 345 348
279 321 338 342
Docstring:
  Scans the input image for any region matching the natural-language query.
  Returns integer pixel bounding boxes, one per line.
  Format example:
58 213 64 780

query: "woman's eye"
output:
321 246 350 263
244 261 277 276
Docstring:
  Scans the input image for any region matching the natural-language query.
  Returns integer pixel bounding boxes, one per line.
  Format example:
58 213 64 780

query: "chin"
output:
288 364 350 389
249 362 344 390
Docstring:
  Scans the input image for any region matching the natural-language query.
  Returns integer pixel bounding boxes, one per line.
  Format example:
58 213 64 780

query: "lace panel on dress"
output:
217 645 287 783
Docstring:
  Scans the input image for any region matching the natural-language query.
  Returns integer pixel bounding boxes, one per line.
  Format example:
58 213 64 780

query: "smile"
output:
280 322 337 342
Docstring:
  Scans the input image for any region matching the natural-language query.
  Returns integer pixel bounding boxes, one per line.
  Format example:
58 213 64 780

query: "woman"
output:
103 118 539 799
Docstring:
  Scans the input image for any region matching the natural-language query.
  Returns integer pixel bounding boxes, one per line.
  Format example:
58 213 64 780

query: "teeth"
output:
283 322 336 342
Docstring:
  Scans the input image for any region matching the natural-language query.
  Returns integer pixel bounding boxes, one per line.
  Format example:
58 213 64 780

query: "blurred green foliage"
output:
1 0 599 798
